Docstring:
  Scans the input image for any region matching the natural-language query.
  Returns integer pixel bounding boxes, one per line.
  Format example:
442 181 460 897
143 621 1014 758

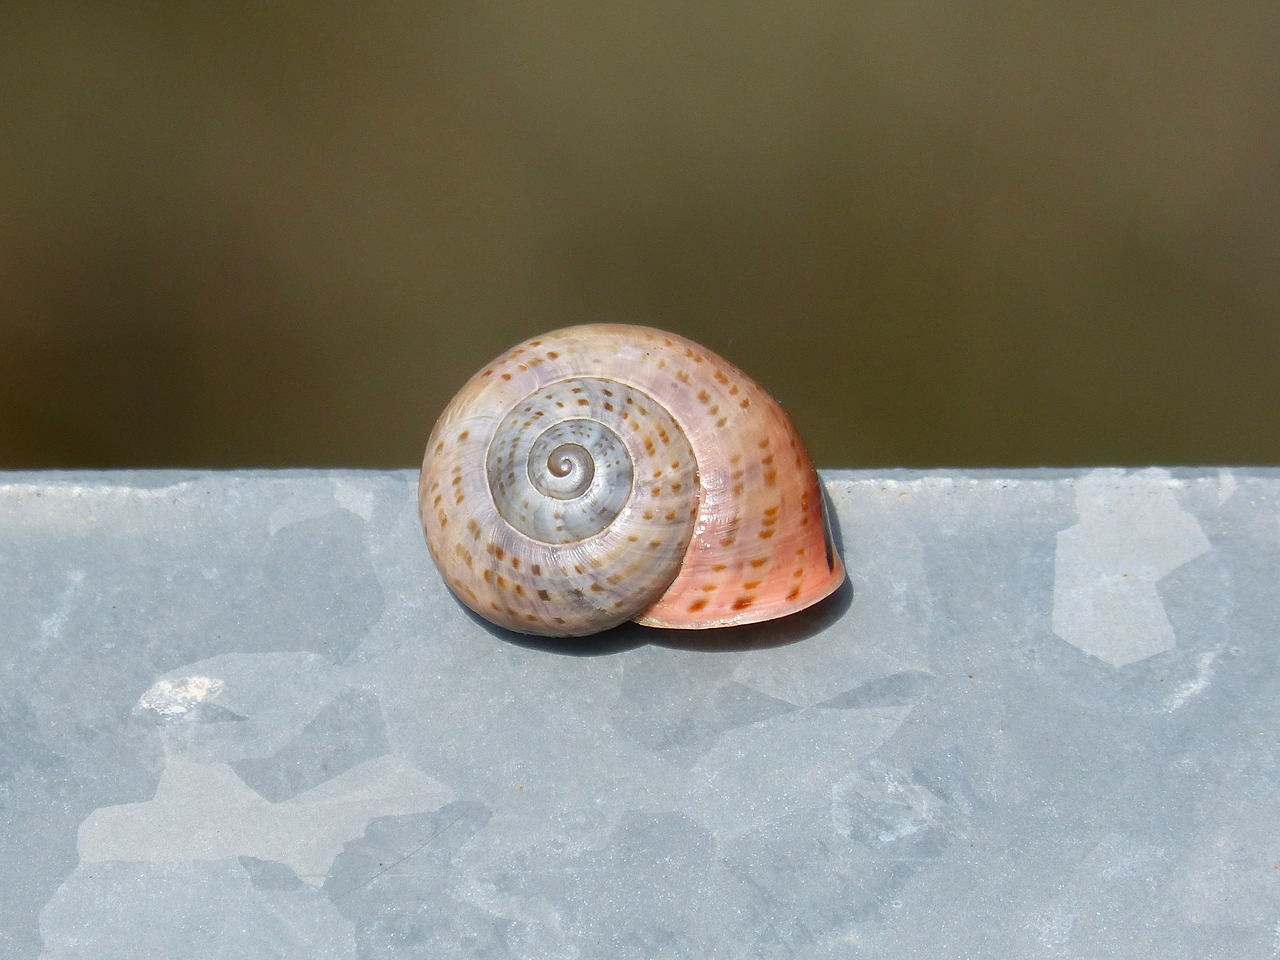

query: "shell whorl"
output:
419 324 844 637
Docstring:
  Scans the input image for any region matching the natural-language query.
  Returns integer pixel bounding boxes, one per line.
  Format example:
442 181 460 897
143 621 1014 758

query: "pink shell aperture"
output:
419 324 844 637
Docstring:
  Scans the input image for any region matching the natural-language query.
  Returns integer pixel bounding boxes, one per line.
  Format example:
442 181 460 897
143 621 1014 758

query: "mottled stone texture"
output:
1 468 1277 959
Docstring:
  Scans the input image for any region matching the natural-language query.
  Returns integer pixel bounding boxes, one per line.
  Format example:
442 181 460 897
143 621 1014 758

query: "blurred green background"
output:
1 4 1276 469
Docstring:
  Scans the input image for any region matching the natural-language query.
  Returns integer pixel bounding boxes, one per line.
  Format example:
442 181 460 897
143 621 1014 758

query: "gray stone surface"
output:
1 467 1277 959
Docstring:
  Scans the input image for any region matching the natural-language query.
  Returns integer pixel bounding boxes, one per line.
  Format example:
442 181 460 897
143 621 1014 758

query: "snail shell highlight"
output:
419 324 844 637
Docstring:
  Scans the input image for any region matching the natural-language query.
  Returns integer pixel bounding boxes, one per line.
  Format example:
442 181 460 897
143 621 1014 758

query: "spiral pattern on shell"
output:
419 324 844 637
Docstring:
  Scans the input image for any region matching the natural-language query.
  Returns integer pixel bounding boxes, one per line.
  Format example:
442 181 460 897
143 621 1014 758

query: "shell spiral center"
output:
486 384 641 545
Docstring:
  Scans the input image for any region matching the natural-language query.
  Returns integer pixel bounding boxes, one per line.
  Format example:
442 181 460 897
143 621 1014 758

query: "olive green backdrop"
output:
2 4 1277 469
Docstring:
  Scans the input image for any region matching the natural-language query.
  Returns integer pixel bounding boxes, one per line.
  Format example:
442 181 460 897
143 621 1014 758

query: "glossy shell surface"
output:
419 324 844 636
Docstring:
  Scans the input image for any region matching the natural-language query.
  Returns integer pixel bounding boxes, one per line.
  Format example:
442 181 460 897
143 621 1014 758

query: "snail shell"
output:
418 324 844 637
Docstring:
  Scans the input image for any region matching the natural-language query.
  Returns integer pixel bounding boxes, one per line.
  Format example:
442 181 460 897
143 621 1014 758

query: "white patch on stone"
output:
831 761 951 844
1053 468 1211 667
138 676 226 716
1216 468 1237 505
77 754 453 884
39 569 85 644
1165 647 1223 712
334 479 375 521
267 492 369 536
